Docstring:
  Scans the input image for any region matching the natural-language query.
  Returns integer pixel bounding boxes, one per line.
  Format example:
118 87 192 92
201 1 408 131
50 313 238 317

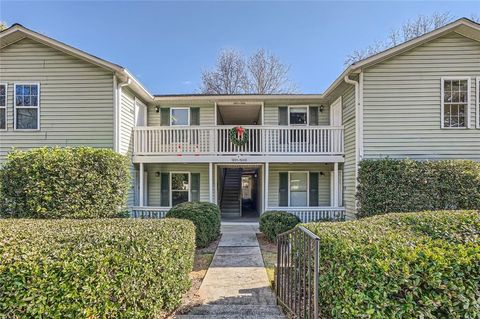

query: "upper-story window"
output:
14 83 40 130
171 107 190 126
289 106 308 125
0 84 6 130
441 77 470 128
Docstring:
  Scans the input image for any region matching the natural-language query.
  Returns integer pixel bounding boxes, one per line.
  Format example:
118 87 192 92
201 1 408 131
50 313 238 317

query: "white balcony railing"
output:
133 125 344 156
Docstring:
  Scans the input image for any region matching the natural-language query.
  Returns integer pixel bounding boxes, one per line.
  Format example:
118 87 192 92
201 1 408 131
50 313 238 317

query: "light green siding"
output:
263 103 330 125
268 163 333 207
0 38 114 161
145 163 211 206
148 104 215 126
119 88 135 156
342 86 357 219
362 32 480 160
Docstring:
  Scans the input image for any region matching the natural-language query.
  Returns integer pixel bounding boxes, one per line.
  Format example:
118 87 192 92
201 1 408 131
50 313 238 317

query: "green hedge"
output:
259 211 301 242
357 159 480 218
0 218 195 318
166 201 221 248
303 211 480 319
0 147 131 218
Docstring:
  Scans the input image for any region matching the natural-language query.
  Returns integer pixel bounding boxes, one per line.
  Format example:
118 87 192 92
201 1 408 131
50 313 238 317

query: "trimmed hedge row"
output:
0 218 196 318
304 211 480 319
0 147 131 219
259 211 301 242
357 159 480 218
166 201 221 248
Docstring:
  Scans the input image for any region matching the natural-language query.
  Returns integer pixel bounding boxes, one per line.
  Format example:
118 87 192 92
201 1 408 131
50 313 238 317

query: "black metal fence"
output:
275 226 320 318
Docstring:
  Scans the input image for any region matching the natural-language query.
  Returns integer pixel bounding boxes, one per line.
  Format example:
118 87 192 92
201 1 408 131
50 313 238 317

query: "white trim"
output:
264 162 269 212
440 76 471 129
113 75 118 152
214 102 218 125
287 105 309 126
170 107 190 126
288 171 309 207
139 163 144 207
0 83 7 131
170 171 191 206
359 72 364 159
209 162 213 203
476 76 480 129
13 82 40 131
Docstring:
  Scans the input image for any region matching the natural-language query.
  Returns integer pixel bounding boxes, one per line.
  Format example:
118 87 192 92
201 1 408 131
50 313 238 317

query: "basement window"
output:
14 83 40 130
441 78 470 128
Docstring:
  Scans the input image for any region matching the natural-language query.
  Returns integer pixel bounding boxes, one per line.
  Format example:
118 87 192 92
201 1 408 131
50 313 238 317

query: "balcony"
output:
133 125 344 162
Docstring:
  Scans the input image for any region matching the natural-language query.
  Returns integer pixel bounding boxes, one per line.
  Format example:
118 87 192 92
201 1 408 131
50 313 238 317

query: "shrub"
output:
0 218 195 318
357 159 480 218
166 201 221 248
0 147 131 218
260 211 301 242
303 211 480 319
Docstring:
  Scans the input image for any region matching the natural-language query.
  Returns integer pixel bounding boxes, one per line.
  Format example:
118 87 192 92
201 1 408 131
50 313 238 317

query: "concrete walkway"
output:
176 223 285 318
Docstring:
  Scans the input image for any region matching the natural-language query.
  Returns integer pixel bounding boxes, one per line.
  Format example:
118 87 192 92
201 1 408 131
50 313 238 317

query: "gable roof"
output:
2 18 479 102
0 23 153 102
323 18 480 98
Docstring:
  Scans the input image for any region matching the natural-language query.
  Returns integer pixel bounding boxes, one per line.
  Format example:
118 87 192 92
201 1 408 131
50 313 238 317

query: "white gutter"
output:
114 76 131 153
343 74 363 213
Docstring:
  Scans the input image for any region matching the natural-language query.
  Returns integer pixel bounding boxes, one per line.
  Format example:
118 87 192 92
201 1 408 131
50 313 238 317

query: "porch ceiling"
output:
218 104 262 125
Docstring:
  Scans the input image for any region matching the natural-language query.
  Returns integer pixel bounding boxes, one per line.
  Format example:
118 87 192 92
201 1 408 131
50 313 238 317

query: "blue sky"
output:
1 1 478 94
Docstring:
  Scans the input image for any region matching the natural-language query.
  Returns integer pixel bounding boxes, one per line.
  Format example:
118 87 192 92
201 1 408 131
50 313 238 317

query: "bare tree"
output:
247 49 296 94
0 22 7 32
200 49 297 94
345 12 458 66
200 50 249 94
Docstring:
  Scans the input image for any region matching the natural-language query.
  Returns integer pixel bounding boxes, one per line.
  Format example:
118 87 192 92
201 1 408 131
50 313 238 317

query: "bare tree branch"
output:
200 50 249 94
0 22 8 32
247 49 297 94
200 49 297 94
345 12 458 66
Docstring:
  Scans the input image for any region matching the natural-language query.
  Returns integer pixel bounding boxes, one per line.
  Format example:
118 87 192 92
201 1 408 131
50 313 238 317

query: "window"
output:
14 83 40 130
289 106 308 125
441 77 470 128
0 83 6 130
289 172 308 207
171 173 190 206
171 107 190 126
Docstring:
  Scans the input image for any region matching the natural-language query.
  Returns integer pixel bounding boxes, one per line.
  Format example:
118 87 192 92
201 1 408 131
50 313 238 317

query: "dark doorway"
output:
241 169 259 218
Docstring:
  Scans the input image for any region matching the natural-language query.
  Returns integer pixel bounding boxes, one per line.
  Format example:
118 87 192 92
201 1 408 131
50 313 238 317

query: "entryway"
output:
217 164 262 220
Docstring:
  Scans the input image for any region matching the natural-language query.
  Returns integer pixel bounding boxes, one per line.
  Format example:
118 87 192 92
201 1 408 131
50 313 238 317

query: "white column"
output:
209 162 213 203
264 162 269 212
139 162 144 207
214 164 218 205
333 162 339 207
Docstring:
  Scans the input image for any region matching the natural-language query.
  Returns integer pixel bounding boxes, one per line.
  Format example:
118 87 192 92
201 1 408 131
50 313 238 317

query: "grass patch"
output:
257 233 277 287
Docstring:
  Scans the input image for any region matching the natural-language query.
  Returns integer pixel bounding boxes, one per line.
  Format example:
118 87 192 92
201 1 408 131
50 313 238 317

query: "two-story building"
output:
1 18 480 221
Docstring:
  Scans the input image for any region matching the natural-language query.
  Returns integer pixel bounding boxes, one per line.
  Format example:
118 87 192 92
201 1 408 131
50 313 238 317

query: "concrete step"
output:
187 304 283 316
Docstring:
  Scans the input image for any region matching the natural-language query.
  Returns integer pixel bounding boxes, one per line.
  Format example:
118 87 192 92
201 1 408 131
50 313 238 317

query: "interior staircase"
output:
220 168 243 218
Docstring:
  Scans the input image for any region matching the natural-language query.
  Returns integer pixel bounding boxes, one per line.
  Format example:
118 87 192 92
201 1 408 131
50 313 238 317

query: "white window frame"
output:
170 171 191 206
440 76 470 129
476 77 480 129
288 105 309 126
0 83 7 131
288 171 309 207
170 107 190 126
14 82 41 131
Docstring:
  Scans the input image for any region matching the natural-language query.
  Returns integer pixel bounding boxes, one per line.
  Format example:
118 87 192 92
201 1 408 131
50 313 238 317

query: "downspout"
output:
115 76 131 153
343 74 363 214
